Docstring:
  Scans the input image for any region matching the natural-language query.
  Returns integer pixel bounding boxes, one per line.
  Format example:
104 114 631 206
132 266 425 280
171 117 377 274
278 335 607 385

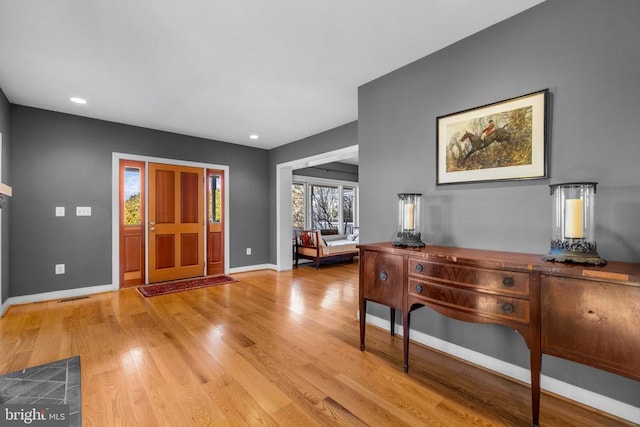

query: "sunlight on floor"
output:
288 287 305 318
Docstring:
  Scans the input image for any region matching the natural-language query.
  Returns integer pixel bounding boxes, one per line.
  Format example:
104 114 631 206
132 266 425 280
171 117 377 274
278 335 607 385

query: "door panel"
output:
181 233 199 266
155 170 175 223
181 172 199 223
207 170 225 276
149 163 204 283
155 235 175 269
208 232 222 263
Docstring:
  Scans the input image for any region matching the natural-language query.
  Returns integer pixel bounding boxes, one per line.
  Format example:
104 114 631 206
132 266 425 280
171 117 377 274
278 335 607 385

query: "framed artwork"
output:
436 89 548 185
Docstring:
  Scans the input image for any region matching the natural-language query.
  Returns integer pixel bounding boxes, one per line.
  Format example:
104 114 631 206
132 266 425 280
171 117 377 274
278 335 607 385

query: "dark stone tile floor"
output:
0 356 81 425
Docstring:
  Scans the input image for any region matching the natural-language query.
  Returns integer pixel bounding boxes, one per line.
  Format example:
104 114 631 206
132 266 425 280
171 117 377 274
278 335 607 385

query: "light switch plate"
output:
55 206 65 217
55 264 65 275
76 206 91 216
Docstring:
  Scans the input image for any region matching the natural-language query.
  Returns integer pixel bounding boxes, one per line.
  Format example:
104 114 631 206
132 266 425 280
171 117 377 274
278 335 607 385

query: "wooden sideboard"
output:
358 243 640 427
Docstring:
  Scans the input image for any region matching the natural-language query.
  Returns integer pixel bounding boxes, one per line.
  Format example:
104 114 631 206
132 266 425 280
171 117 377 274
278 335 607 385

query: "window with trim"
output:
123 167 142 225
311 184 339 230
208 174 222 223
343 186 355 235
292 177 358 235
292 182 305 232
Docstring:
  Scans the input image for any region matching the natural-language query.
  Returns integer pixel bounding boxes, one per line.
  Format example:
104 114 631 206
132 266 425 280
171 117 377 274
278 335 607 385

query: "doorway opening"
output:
275 145 358 271
113 153 229 288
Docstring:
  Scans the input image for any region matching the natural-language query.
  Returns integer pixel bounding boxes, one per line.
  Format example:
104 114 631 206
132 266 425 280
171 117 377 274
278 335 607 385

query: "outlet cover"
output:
55 264 65 275
76 206 91 216
246 248 252 255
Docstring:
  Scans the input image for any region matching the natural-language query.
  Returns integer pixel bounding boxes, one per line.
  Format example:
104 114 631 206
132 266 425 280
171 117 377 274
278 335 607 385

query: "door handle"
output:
149 221 156 232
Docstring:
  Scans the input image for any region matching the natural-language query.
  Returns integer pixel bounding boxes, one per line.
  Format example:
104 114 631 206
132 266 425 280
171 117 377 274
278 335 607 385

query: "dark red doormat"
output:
137 275 238 297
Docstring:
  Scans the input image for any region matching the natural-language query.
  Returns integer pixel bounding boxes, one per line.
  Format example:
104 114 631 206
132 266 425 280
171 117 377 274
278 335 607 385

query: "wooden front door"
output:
148 163 205 283
207 169 225 276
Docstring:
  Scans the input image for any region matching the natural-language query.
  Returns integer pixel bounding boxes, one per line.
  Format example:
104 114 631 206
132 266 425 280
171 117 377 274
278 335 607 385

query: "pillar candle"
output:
564 199 584 238
404 203 415 230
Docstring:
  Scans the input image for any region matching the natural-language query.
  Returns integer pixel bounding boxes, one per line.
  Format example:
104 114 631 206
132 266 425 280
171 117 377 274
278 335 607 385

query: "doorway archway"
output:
275 145 358 271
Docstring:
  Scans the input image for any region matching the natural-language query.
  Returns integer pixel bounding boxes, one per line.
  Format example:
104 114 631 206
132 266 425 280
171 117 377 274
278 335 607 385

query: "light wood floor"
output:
0 262 633 426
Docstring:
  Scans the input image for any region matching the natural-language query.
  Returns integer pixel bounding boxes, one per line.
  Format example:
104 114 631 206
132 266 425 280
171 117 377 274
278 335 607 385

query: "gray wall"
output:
0 89 9 304
359 0 640 405
268 121 357 263
9 106 269 297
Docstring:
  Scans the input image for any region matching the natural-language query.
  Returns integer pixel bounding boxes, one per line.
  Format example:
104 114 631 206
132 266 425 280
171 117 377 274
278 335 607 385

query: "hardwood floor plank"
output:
270 402 323 427
117 352 161 427
318 396 369 427
0 262 635 426
336 372 445 426
336 365 450 426
295 362 408 426
207 381 279 426
225 352 292 414
83 368 141 426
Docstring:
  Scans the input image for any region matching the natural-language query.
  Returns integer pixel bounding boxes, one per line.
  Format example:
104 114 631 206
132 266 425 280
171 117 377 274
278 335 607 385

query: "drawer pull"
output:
502 302 514 314
415 284 423 293
502 277 514 287
379 272 388 281
415 263 424 272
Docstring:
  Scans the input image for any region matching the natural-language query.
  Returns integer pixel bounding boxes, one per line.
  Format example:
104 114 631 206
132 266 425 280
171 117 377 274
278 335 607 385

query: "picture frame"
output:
436 89 548 185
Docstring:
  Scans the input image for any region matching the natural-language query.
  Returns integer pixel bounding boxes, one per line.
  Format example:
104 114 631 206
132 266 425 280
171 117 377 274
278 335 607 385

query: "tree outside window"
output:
124 167 141 225
208 175 222 223
292 179 358 235
292 183 305 231
311 185 339 230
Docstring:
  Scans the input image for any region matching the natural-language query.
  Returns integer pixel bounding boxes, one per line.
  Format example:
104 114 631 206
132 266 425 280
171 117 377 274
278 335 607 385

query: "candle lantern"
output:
392 193 425 248
543 182 606 265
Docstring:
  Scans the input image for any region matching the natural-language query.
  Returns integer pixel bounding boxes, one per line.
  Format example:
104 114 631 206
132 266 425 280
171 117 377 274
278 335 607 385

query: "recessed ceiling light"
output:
249 134 259 140
70 97 87 104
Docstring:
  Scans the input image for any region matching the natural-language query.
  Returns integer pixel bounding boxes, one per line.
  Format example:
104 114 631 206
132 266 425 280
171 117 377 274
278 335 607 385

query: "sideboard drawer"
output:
362 250 404 309
542 276 640 380
408 278 530 324
408 258 529 297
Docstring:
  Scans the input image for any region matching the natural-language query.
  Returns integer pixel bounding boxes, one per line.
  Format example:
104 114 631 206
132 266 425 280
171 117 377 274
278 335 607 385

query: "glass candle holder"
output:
542 182 606 265
392 193 425 248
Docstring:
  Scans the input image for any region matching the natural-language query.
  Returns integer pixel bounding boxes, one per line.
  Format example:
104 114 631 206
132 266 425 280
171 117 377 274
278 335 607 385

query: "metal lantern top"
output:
548 182 597 195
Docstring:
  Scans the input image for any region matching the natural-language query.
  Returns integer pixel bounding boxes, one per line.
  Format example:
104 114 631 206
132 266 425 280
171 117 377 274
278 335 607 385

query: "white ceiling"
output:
0 1 545 150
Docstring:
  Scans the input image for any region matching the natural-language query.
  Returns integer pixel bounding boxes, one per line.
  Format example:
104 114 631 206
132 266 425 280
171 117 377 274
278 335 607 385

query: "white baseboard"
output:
0 284 116 317
367 314 640 425
228 263 277 274
0 264 279 315
0 300 8 318
0 265 277 315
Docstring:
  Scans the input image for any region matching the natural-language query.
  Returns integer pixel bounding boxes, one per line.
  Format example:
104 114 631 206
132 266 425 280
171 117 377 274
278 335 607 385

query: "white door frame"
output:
0 132 3 305
112 152 230 288
275 145 358 271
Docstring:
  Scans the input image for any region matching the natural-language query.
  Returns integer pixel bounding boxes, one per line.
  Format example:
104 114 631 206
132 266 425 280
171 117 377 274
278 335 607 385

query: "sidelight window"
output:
209 175 222 223
123 167 142 225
